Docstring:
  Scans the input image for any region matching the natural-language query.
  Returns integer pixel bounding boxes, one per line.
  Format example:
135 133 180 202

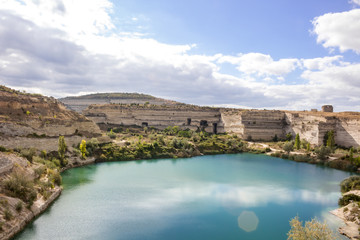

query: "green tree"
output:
58 136 66 164
284 142 294 154
287 216 336 240
306 143 311 152
294 133 300 150
285 133 293 141
315 145 331 160
326 130 335 149
350 147 354 163
273 134 278 142
80 139 87 159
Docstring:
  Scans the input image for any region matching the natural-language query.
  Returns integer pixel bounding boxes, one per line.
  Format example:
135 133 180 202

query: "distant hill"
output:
59 92 182 113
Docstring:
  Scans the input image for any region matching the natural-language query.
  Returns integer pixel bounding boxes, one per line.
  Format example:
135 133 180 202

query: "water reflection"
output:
62 165 96 190
130 183 340 212
15 154 351 240
238 211 259 232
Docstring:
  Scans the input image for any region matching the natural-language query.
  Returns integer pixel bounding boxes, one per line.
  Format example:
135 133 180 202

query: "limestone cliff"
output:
84 102 360 147
0 86 102 151
83 104 224 134
59 92 181 113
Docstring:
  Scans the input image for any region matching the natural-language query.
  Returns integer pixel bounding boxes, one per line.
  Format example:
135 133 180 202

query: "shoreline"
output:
1 186 62 240
3 150 356 240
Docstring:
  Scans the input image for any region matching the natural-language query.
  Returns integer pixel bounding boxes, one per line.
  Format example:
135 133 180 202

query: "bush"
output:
338 194 360 206
20 148 37 162
4 208 12 221
0 146 7 152
48 169 62 186
315 145 331 160
2 172 37 205
287 216 336 240
340 176 360 193
108 129 116 139
283 142 294 153
34 166 46 178
15 201 23 212
293 154 311 162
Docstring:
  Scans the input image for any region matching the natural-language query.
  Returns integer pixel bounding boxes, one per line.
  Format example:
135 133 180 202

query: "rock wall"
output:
59 94 180 113
84 103 360 147
284 112 360 147
336 118 360 148
0 87 102 151
84 104 225 133
221 109 285 141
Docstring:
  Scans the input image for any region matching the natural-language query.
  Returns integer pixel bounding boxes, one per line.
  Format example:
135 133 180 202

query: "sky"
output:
0 0 360 111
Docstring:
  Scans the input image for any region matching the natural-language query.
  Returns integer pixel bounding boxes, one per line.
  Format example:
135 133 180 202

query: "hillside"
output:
0 86 102 151
59 92 182 113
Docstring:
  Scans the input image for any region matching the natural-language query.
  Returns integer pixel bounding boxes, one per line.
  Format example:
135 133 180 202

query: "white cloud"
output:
350 0 360 6
301 63 360 88
0 0 359 111
301 55 345 70
312 9 360 53
218 53 299 77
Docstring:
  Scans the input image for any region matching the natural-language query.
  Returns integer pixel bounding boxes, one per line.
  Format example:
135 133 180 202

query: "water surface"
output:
15 154 351 240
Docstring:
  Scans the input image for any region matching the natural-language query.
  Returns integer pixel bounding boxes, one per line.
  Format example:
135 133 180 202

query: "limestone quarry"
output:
81 103 360 148
0 86 359 240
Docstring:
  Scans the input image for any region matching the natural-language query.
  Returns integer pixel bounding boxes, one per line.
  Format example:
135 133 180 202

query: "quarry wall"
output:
84 104 360 147
84 104 225 134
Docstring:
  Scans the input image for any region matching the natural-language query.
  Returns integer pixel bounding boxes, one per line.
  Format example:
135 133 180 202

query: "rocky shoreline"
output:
0 186 61 240
330 190 360 239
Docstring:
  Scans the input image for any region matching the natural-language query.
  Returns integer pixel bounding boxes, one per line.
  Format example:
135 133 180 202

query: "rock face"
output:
59 92 181 113
84 104 224 133
0 86 102 151
84 103 360 147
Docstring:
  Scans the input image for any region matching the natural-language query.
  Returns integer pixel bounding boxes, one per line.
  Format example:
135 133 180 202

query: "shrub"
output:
338 194 360 206
340 176 360 193
285 133 293 141
20 148 37 162
108 129 116 139
283 142 294 154
293 154 311 162
315 145 331 160
4 208 12 221
86 138 99 156
15 201 23 212
287 216 336 240
34 166 46 178
48 169 62 186
271 152 281 158
2 172 37 205
0 146 7 152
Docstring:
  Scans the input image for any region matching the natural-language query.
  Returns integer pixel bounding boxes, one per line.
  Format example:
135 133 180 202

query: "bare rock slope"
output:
0 86 102 151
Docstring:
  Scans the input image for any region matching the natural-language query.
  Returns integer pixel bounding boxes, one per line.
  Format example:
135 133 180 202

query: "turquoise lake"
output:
14 153 352 240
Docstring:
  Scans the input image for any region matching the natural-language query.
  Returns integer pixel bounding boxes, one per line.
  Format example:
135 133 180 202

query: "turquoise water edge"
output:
14 153 351 240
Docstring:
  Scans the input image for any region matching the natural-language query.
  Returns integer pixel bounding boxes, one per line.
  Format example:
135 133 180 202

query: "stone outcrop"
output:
59 93 181 113
0 86 102 151
84 104 224 134
84 103 360 147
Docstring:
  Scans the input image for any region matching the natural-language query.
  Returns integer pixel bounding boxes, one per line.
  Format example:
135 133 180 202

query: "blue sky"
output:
0 0 360 111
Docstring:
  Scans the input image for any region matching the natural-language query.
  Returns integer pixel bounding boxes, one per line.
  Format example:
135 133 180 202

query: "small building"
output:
311 109 318 112
321 105 333 112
